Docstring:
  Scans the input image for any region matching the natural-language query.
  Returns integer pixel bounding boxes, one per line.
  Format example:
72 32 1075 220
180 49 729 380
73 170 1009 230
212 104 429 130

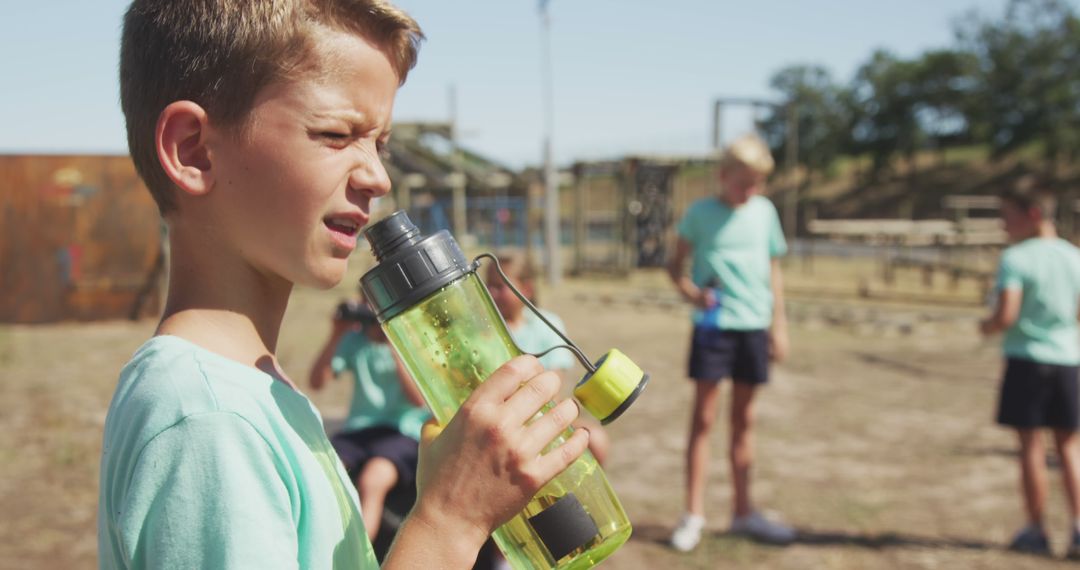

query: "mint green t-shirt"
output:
98 336 378 570
510 310 575 371
677 195 788 330
996 237 1080 366
331 332 430 441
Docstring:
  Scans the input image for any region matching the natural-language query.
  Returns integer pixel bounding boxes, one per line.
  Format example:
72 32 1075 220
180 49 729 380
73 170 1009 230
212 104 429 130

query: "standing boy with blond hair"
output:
980 176 1080 558
98 1 591 568
666 133 794 551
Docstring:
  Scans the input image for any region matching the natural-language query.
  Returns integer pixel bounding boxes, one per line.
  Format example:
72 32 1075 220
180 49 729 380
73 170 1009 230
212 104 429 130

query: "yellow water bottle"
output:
359 211 648 569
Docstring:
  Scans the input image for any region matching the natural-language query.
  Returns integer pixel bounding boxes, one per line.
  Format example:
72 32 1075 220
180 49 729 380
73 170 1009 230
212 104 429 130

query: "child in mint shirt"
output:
981 176 1080 558
309 298 430 543
99 1 592 568
667 133 794 551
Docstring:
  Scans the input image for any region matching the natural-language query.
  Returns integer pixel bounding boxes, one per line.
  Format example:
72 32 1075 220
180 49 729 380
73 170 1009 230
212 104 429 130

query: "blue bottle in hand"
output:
696 278 722 330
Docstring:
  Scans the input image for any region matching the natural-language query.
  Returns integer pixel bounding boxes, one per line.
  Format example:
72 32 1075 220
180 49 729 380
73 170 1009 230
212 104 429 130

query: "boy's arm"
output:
308 319 351 391
118 414 298 568
769 258 789 362
382 356 590 569
667 237 711 309
980 288 1022 335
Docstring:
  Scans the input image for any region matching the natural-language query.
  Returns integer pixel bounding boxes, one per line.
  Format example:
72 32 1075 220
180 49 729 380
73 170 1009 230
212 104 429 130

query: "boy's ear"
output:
155 101 214 197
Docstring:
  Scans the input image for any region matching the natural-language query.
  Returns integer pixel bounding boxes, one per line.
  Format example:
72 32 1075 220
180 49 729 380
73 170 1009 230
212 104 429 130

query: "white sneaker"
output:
730 511 796 544
670 513 705 552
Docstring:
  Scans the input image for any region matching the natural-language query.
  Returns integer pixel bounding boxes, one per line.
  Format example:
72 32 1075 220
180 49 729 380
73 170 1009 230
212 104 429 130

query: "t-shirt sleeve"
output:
767 201 788 258
118 413 299 569
676 203 697 244
996 250 1024 291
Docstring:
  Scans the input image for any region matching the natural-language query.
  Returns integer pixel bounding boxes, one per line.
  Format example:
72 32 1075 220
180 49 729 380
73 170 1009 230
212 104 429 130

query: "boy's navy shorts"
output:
687 327 769 384
331 426 420 485
996 357 1080 430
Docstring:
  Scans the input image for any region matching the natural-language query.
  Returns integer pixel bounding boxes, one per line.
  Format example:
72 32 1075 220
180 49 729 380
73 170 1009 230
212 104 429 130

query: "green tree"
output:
909 49 979 157
847 50 925 179
958 0 1080 161
759 65 853 179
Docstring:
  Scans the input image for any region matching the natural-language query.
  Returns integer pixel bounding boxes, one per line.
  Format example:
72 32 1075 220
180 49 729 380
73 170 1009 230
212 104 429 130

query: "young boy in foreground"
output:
98 2 589 568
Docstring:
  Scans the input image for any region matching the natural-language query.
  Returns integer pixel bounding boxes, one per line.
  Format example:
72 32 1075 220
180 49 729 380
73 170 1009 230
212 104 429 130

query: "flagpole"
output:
539 0 561 285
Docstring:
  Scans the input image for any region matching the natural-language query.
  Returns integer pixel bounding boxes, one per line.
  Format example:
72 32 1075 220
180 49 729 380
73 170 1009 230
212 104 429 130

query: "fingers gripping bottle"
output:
359 211 648 569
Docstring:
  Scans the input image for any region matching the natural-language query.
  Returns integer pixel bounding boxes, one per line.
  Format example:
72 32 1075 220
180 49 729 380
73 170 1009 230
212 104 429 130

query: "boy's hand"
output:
694 288 717 310
769 327 789 362
411 355 590 551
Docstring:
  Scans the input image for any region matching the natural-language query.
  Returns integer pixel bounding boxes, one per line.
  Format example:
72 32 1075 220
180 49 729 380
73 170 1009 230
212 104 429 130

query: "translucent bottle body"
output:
383 273 632 569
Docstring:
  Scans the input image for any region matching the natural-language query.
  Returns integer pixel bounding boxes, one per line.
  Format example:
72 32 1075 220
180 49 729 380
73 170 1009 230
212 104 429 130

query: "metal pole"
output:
540 2 561 285
450 85 467 240
712 99 723 152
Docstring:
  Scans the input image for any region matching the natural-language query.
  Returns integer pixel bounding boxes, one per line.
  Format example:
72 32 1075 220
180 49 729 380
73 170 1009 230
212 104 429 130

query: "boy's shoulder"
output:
1004 238 1080 262
686 196 723 215
685 195 775 215
534 308 565 330
107 336 279 444
749 194 776 208
518 309 567 342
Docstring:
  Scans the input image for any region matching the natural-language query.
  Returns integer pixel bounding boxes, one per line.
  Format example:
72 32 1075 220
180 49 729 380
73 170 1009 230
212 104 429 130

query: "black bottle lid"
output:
359 211 472 322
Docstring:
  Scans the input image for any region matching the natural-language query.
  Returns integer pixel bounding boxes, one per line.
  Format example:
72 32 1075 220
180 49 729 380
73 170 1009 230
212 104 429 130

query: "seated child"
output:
309 295 431 541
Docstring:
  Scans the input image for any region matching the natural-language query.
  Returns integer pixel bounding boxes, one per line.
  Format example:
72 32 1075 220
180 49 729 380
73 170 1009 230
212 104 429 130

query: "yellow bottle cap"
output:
573 348 649 425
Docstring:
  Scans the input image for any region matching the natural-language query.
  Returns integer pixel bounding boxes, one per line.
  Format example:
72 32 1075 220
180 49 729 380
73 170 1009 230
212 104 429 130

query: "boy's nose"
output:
348 154 392 198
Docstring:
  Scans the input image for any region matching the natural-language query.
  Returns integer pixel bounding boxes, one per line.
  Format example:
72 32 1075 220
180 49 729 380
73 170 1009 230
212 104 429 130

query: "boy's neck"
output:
156 222 294 376
1036 221 1057 239
1019 222 1058 241
717 193 748 208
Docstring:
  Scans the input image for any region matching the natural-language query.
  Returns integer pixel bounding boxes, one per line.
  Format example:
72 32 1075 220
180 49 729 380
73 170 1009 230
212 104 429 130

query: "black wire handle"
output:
472 253 597 374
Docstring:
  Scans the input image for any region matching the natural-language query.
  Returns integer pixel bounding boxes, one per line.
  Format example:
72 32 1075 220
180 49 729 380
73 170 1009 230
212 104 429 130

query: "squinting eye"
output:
321 132 350 140
377 142 391 160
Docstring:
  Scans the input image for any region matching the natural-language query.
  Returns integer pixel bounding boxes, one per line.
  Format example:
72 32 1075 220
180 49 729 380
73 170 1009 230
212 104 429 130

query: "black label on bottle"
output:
527 492 600 562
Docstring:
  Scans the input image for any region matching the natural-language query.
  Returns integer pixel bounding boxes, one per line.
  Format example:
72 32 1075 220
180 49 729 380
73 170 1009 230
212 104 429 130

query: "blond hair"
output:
120 0 423 214
719 133 775 175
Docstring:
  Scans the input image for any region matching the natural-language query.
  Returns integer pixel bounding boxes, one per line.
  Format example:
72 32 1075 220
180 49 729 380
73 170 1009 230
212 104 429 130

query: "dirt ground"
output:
2 258 1078 569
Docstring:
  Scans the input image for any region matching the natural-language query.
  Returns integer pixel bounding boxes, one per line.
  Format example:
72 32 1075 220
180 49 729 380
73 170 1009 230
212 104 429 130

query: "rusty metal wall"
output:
0 155 162 323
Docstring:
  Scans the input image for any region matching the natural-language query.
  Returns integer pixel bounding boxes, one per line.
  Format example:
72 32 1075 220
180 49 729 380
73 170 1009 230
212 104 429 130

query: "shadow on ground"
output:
790 528 996 551
629 521 997 553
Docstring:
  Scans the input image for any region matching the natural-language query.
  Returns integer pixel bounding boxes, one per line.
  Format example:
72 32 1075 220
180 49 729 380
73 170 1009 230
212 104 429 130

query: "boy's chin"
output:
299 265 349 290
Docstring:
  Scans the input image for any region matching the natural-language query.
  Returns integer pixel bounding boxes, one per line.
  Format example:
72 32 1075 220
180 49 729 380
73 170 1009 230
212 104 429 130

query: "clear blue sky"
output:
2 0 1070 168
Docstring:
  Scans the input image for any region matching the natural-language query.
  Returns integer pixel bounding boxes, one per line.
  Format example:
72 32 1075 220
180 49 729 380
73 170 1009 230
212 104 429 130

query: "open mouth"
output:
325 217 361 237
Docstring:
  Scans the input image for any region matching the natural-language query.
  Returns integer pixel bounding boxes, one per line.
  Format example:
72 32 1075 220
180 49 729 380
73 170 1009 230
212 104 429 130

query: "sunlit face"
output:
485 265 530 322
1001 200 1038 242
203 30 398 289
719 162 766 207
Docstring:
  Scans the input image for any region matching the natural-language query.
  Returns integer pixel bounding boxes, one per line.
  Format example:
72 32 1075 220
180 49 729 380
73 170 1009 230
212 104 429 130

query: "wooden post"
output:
573 163 586 275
